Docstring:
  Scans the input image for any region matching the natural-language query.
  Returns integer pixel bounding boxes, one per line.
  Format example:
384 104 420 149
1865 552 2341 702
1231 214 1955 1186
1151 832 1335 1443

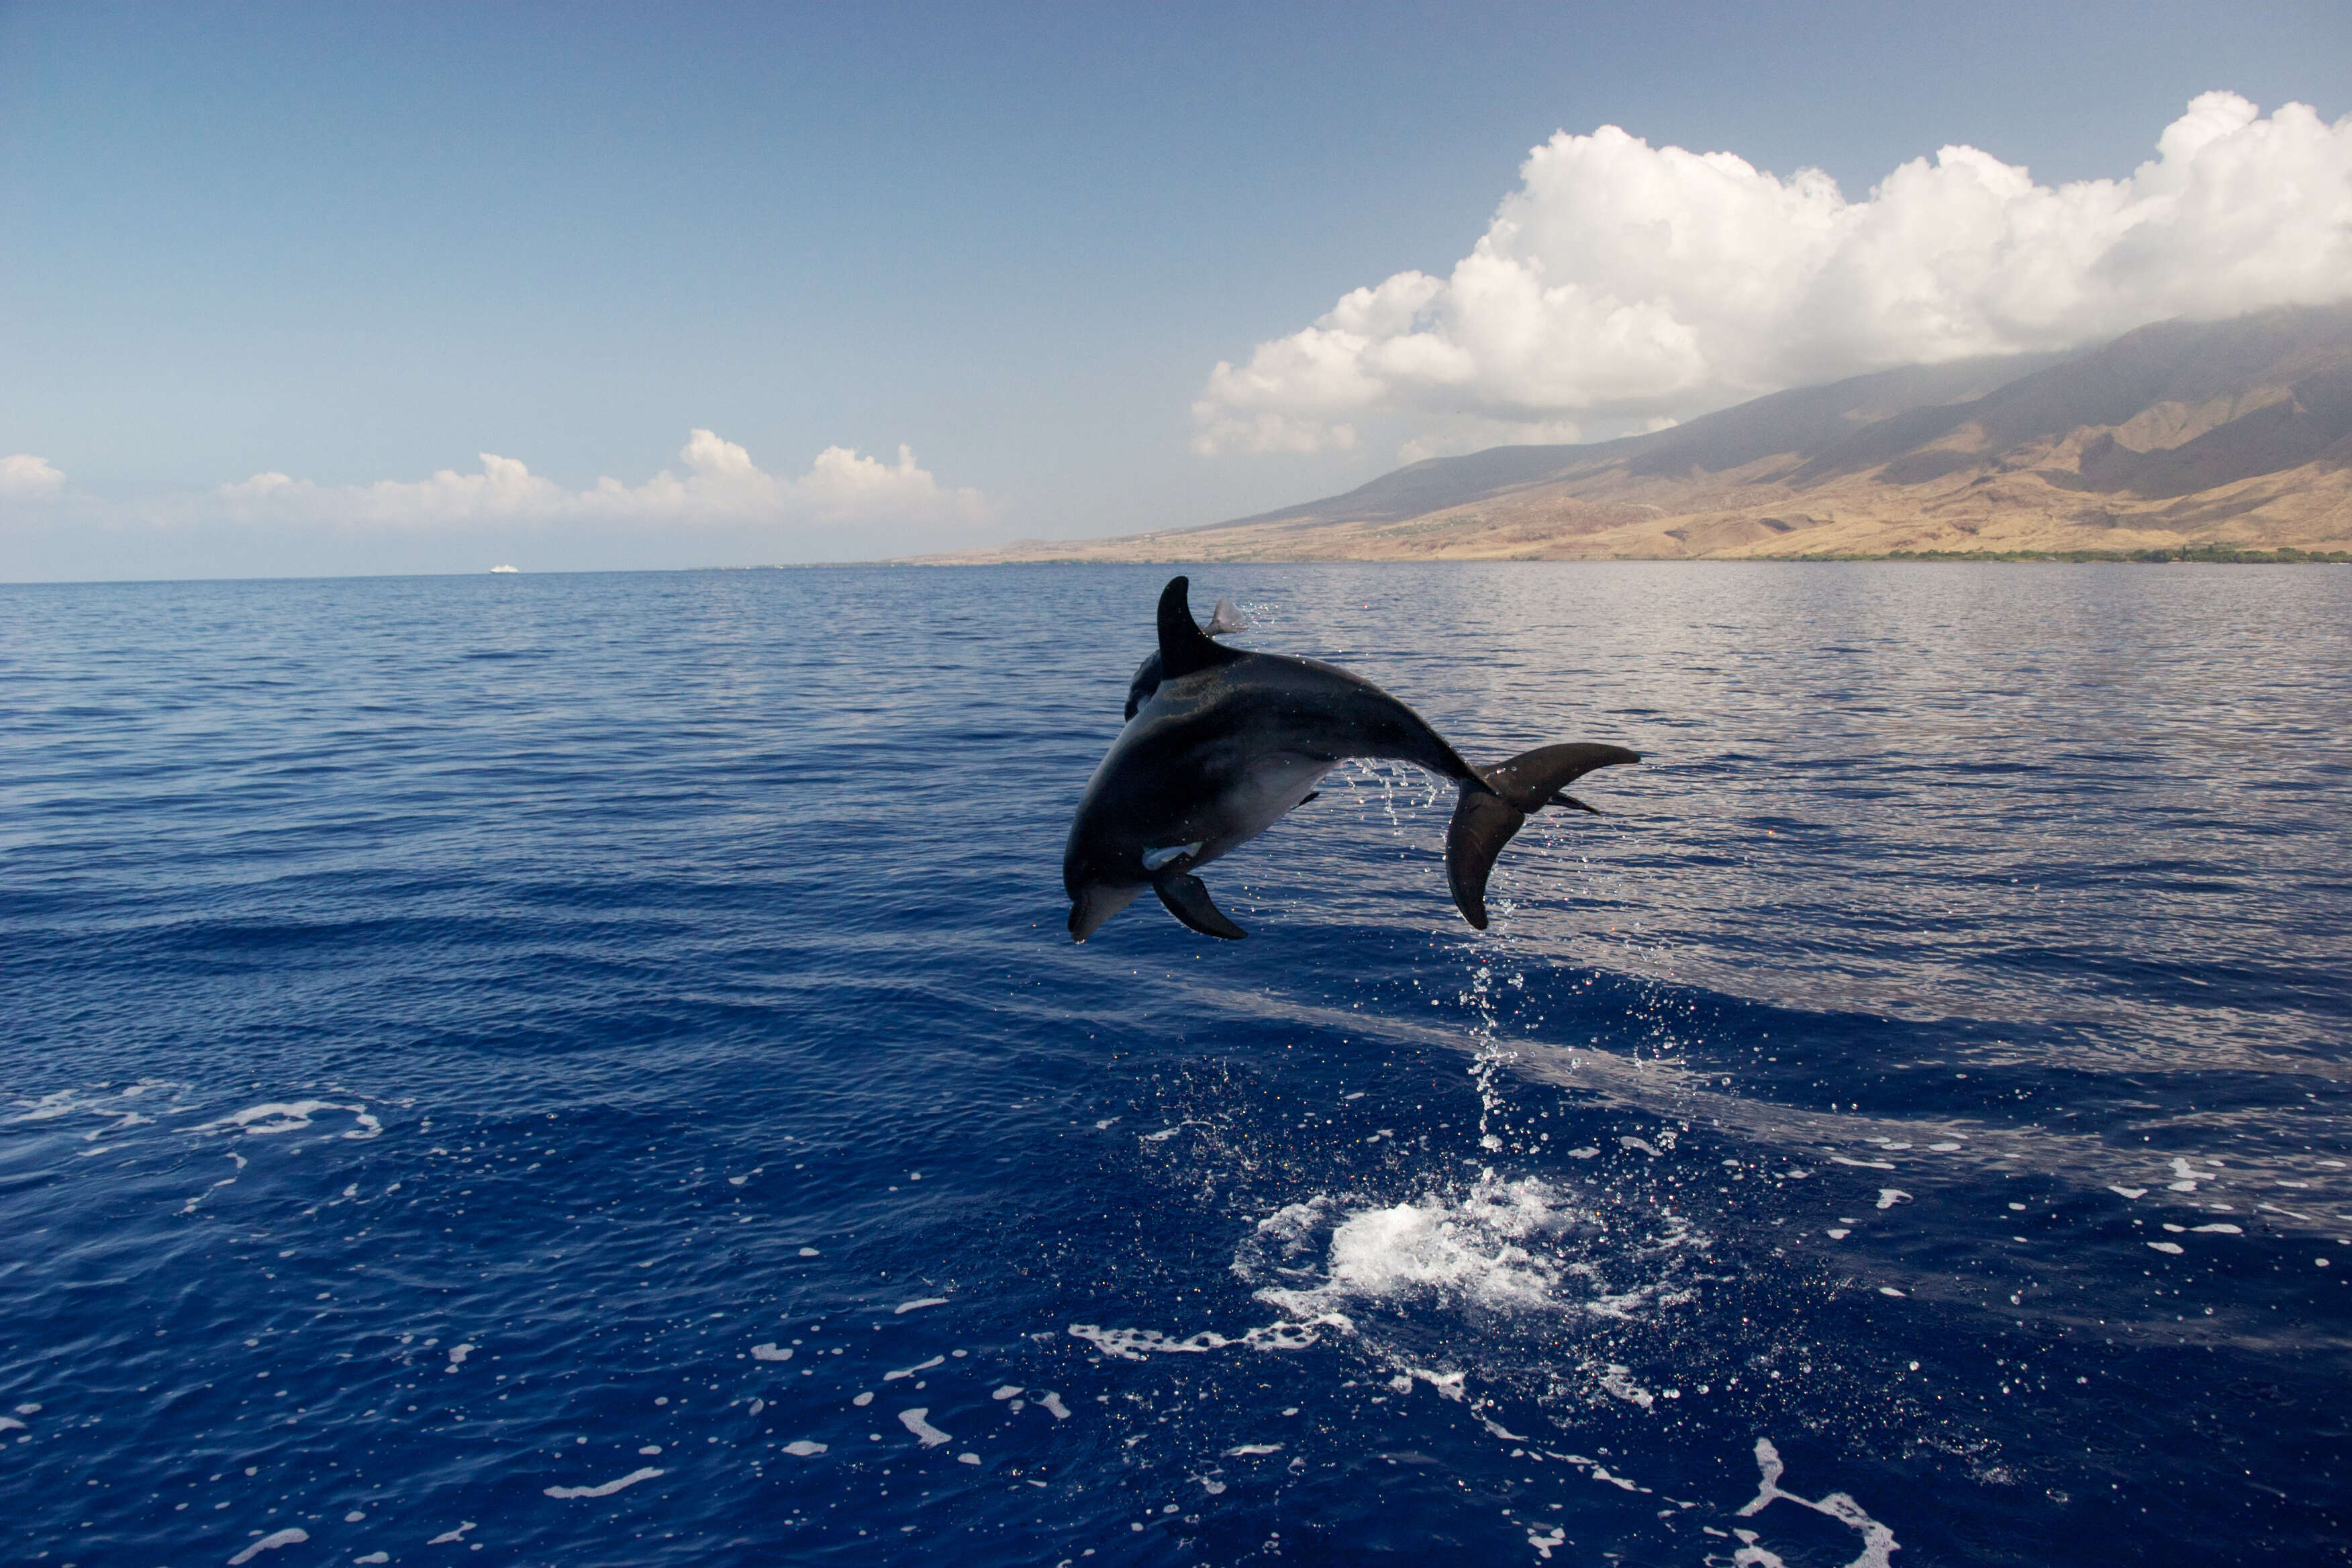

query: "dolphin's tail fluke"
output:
1445 743 1640 929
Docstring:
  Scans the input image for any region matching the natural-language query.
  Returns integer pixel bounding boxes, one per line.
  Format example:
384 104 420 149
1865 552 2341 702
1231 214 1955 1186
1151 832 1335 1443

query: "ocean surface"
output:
3 561 2348 1568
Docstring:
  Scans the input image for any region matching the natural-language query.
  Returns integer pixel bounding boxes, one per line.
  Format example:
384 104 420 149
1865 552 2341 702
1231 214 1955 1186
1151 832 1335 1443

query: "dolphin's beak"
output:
1068 881 1145 942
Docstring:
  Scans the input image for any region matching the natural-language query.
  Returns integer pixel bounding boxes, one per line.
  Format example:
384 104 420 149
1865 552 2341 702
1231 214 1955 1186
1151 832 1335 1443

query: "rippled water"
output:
3 562 2347 1567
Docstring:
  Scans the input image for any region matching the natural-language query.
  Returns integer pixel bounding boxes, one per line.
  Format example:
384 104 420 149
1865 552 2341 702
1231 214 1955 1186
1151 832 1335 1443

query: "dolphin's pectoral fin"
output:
1447 744 1640 930
1155 873 1247 940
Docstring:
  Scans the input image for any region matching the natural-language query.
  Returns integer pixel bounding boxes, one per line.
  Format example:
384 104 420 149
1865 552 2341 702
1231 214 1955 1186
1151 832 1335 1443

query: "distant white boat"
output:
490 564 519 573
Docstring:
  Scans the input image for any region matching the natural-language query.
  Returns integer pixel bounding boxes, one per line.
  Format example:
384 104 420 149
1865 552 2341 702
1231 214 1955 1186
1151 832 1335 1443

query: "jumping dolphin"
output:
1064 576 1638 942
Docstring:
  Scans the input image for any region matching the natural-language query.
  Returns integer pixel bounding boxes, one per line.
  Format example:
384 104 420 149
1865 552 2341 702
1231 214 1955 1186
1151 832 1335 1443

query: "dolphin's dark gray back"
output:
1126 577 1477 784
1154 652 1478 784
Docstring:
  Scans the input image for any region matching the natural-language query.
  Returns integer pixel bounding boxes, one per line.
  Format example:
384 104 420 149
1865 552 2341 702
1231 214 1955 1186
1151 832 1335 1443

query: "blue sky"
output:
4 1 2350 578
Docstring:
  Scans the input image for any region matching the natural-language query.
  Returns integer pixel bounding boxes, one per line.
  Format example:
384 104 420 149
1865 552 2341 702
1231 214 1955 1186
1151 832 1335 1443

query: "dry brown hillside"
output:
921 305 2352 562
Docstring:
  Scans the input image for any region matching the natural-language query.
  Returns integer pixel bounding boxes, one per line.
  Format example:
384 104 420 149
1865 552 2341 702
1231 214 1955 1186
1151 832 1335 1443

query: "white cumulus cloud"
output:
1193 92 2352 457
0 454 67 501
215 430 989 532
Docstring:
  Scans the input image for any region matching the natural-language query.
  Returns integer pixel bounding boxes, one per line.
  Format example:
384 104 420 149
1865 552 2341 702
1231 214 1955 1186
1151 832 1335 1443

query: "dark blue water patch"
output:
2 563 2349 1565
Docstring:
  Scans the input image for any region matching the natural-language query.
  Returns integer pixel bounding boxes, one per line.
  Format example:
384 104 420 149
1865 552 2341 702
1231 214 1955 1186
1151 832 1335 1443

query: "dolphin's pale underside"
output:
1062 576 1638 941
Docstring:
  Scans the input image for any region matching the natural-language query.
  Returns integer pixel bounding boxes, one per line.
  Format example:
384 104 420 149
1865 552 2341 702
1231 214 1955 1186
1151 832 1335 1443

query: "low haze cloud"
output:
1 454 67 501
0 433 990 580
216 430 988 532
1194 93 2352 460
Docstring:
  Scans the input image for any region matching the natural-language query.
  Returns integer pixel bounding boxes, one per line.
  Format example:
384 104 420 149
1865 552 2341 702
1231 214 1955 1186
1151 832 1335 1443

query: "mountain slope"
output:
928 306 2352 562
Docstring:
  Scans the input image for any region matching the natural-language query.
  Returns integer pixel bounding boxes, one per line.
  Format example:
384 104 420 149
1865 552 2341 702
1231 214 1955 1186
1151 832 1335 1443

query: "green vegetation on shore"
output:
1801 544 2352 563
892 543 2352 567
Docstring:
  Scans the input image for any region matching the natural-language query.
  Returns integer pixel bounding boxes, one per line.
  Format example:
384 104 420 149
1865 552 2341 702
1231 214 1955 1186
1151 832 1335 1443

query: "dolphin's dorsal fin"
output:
1157 577 1242 681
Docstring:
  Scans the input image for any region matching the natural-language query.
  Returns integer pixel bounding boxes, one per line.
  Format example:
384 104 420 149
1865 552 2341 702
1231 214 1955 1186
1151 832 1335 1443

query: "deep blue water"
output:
3 562 2349 1568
